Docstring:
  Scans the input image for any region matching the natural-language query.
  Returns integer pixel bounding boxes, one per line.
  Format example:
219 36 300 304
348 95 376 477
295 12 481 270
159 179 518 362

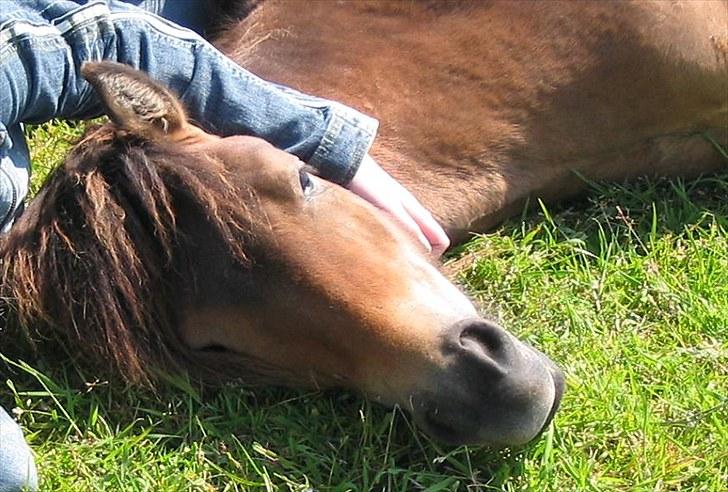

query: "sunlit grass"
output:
0 121 725 491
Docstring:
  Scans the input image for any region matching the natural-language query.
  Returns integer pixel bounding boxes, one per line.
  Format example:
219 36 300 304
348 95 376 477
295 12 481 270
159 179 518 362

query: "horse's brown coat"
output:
215 0 728 241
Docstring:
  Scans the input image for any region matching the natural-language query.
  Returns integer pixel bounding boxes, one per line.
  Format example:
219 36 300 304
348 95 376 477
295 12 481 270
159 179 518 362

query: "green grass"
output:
1 121 726 491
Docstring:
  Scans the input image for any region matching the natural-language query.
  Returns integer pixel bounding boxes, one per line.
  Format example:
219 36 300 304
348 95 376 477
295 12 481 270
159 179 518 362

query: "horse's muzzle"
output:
411 318 565 447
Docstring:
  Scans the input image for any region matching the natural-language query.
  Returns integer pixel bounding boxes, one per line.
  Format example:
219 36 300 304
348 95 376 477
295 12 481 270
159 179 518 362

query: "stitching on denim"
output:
52 1 108 31
309 104 379 183
0 2 201 61
312 108 342 163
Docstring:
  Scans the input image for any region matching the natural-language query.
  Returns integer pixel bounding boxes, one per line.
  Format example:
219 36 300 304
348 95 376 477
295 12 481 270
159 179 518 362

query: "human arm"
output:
0 0 448 252
1 0 374 184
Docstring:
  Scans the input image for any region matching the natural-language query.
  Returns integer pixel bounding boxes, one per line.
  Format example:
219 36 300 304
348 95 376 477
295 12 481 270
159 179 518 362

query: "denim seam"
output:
309 103 379 184
0 21 65 60
142 22 198 49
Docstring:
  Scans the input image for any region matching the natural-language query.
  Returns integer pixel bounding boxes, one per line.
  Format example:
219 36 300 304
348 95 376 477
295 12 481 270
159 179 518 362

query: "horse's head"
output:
178 134 566 446
10 62 563 447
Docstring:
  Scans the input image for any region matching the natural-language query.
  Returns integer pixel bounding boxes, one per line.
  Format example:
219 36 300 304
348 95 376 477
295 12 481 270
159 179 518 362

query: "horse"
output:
213 0 727 243
1 0 725 448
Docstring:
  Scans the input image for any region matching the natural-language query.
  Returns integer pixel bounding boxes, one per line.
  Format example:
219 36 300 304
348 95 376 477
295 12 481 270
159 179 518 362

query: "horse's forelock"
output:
0 126 253 384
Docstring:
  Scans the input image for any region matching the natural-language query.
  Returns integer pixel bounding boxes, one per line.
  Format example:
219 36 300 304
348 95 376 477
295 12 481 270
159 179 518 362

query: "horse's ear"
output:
81 61 187 137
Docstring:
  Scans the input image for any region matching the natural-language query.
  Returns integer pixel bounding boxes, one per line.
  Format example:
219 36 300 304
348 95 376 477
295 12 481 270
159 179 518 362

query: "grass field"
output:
1 121 726 491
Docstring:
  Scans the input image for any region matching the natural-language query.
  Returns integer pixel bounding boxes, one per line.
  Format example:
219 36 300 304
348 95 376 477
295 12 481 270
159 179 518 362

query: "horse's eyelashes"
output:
299 168 314 196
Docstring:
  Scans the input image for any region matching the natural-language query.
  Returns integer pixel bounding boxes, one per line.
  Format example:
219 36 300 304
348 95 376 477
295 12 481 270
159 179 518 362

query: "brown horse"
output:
214 0 728 242
1 0 725 448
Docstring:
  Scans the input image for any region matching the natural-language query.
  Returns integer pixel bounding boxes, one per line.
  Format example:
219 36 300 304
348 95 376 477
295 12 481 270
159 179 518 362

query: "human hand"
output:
348 155 450 256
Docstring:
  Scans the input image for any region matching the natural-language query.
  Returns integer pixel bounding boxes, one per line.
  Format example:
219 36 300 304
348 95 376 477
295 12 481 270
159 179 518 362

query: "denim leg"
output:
0 125 30 234
0 406 38 492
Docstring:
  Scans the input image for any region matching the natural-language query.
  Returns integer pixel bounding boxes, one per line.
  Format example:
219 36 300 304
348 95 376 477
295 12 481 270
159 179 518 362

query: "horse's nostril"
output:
455 319 513 365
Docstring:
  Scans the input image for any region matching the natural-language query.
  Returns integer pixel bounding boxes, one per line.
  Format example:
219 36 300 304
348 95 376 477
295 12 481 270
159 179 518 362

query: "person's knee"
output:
0 407 38 492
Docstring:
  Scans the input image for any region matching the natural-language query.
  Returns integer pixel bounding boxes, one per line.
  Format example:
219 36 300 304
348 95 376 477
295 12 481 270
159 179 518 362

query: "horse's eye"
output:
299 168 314 195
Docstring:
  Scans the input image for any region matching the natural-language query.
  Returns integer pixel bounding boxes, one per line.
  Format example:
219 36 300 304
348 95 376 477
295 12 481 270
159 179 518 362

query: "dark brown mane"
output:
0 125 253 384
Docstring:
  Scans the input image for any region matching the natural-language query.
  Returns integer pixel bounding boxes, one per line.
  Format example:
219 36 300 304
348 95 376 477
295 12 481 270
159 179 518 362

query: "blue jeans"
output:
0 0 378 229
0 1 379 489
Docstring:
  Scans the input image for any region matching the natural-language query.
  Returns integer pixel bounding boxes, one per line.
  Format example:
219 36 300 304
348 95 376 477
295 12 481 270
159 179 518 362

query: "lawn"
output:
1 121 726 491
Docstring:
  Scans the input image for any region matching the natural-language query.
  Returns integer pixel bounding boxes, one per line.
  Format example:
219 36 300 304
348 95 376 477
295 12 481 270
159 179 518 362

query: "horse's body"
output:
1 0 726 447
215 0 728 242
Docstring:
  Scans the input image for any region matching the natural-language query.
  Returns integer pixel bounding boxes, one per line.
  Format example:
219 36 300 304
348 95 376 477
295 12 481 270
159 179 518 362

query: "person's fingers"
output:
401 191 450 256
348 154 448 254
351 182 433 252
386 203 433 253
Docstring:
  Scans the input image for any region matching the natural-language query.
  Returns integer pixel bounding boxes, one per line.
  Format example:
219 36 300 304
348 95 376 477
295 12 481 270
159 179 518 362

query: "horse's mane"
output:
0 125 252 384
